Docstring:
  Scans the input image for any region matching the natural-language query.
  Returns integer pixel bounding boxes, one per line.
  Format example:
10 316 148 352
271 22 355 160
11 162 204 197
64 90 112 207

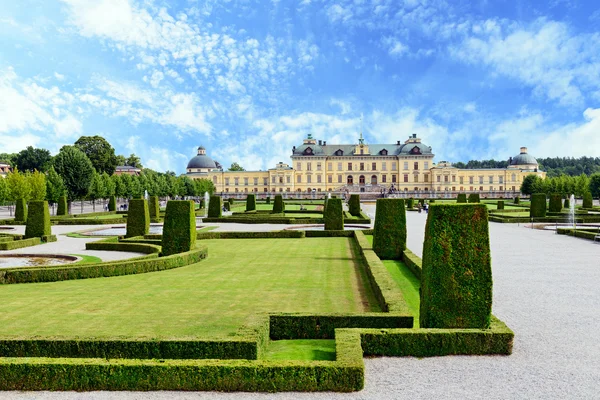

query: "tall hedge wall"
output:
149 196 160 219
162 200 196 256
420 204 492 329
324 198 343 230
57 196 68 216
348 194 361 216
457 193 467 203
273 195 284 213
372 199 406 260
246 194 256 212
208 195 222 218
582 192 593 209
468 193 480 203
14 199 27 222
24 201 51 239
497 200 504 210
548 193 562 212
108 196 116 212
530 193 547 218
125 199 149 238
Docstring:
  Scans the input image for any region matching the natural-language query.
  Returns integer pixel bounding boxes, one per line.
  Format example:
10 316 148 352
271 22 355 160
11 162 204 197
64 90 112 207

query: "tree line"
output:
520 173 600 198
453 156 600 177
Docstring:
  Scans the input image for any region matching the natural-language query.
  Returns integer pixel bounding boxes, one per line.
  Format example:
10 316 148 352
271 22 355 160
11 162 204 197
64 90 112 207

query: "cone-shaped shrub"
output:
25 201 51 239
420 204 492 329
266 196 271 204
564 197 570 209
246 194 256 212
273 195 284 213
57 195 68 216
407 197 414 209
161 200 196 256
514 196 520 204
14 199 27 222
208 196 222 217
125 199 149 238
468 193 480 203
457 193 467 203
228 198 234 205
108 196 116 212
582 192 593 209
549 193 562 212
348 194 361 216
149 196 160 219
324 198 344 230
373 199 406 260
497 200 504 210
530 193 547 218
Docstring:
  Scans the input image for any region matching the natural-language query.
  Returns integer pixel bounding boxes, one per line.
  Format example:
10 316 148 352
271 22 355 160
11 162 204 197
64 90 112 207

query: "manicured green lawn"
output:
264 339 336 361
382 260 421 327
0 238 378 340
70 214 126 220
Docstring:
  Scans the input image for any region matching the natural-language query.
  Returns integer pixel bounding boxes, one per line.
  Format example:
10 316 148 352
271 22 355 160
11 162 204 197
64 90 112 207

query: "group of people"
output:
417 202 429 214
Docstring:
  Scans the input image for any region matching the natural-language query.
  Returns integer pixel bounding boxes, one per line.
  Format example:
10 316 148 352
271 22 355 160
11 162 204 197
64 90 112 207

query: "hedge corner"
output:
372 198 406 260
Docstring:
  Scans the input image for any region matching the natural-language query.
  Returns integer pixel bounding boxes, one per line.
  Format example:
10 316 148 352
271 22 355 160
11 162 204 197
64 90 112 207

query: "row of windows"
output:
224 177 291 186
296 161 430 172
434 174 517 184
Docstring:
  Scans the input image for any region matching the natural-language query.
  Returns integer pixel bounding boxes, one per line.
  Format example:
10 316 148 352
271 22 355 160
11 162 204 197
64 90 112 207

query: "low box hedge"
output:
401 248 422 280
126 199 149 238
530 193 547 218
57 196 68 216
24 201 51 239
197 231 305 240
304 230 353 237
372 198 406 260
162 200 196 256
53 217 126 225
0 237 41 250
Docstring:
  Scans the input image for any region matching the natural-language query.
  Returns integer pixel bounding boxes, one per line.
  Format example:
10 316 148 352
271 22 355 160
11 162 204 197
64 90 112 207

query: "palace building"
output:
186 134 545 196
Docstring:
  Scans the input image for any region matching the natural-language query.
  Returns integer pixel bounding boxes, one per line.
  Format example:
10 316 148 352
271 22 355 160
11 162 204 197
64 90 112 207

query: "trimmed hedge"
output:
24 201 51 239
467 193 480 203
348 194 361 216
14 198 27 222
208 195 222 218
197 231 305 240
407 198 414 209
149 196 159 219
514 196 520 204
246 194 256 212
420 204 492 329
372 199 406 260
497 200 504 210
266 196 271 204
162 200 197 256
401 248 422 280
457 193 467 203
0 237 41 250
530 193 547 218
228 198 234 205
223 202 231 211
108 196 116 212
324 198 343 231
273 195 284 213
549 193 562 212
125 199 149 238
304 230 353 237
57 195 68 216
583 192 593 209
564 197 570 209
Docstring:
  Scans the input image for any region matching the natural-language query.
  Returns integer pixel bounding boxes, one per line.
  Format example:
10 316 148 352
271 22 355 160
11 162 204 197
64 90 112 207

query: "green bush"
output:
246 194 256 212
457 193 467 203
149 196 160 219
497 200 504 210
467 193 480 203
407 198 414 209
266 196 270 204
0 237 41 250
223 202 231 211
305 230 354 237
514 196 520 204
583 192 593 209
125 199 150 238
228 198 234 205
108 196 116 212
14 198 27 222
429 199 435 204
348 194 361 216
273 195 284 213
162 200 196 256
564 197 570 209
548 193 562 212
372 199 406 260
208 196 222 218
420 204 492 329
197 231 304 240
530 193 547 218
57 196 68 216
324 198 343 230
24 201 51 239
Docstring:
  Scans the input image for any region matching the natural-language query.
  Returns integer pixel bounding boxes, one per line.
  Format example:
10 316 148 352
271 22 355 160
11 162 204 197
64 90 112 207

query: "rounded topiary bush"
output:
420 204 492 329
324 198 344 230
530 193 547 218
208 195 222 218
57 195 68 216
25 201 51 239
108 195 117 212
468 193 480 203
564 197 570 209
549 193 562 213
273 195 284 213
407 197 414 209
497 200 504 210
246 194 256 212
161 200 196 256
126 199 150 238
373 199 406 260
457 193 467 203
348 194 361 216
149 196 160 219
582 192 593 209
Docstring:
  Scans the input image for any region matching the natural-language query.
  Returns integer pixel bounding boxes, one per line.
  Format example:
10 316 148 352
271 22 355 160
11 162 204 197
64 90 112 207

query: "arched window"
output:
347 175 353 185
371 175 377 184
511 173 516 182
359 175 366 185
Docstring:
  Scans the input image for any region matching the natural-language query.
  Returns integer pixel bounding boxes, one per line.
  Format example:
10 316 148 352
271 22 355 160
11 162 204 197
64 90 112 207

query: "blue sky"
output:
1 0 600 173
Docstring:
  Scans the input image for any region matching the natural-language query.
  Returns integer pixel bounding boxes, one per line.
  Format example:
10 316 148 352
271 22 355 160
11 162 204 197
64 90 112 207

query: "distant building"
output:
114 166 142 176
0 163 12 178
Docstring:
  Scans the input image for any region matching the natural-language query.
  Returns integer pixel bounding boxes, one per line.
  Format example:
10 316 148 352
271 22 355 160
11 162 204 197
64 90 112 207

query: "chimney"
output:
323 141 326 146
318 140 322 145
412 133 417 138
396 140 401 145
520 147 527 154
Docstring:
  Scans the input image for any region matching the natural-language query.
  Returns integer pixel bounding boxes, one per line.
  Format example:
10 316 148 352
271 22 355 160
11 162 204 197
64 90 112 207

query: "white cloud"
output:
54 72 65 81
382 37 408 58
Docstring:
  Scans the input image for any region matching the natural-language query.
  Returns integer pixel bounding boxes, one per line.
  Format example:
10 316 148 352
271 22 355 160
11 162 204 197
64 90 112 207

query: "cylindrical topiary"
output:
497 200 504 210
348 194 361 216
407 197 414 209
373 198 406 260
246 194 256 212
161 200 196 256
420 204 492 329
583 192 593 209
514 196 520 204
548 193 562 212
324 198 344 230
125 199 150 238
468 193 480 203
208 195 222 218
108 195 116 212
266 196 271 204
457 193 467 203
228 198 234 205
57 195 68 216
14 198 27 222
149 196 160 219
25 201 51 239
224 202 231 211
564 197 570 209
273 195 284 213
530 193 547 218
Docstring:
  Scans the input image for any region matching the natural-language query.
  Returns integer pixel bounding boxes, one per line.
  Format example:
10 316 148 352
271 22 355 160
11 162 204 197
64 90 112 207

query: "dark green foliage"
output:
420 204 492 329
14 198 27 222
497 200 504 210
457 193 467 203
74 135 117 175
468 193 480 203
161 201 196 256
208 196 222 217
148 196 159 219
228 198 234 205
54 217 126 225
401 248 422 280
14 146 52 173
530 193 547 218
429 199 435 204
514 196 520 204
548 193 562 212
348 194 361 216
304 230 354 237
246 194 256 212
24 201 51 239
323 198 343 230
57 195 68 216
86 239 160 254
564 197 570 209
372 199 406 260
108 195 116 212
520 174 541 196
197 231 304 240
582 192 593 208
223 202 230 211
52 145 94 201
273 195 284 213
125 199 149 238
266 196 270 204
407 198 414 208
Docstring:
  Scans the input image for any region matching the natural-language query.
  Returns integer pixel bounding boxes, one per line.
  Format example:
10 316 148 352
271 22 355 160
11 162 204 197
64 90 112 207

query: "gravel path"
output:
3 209 600 398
